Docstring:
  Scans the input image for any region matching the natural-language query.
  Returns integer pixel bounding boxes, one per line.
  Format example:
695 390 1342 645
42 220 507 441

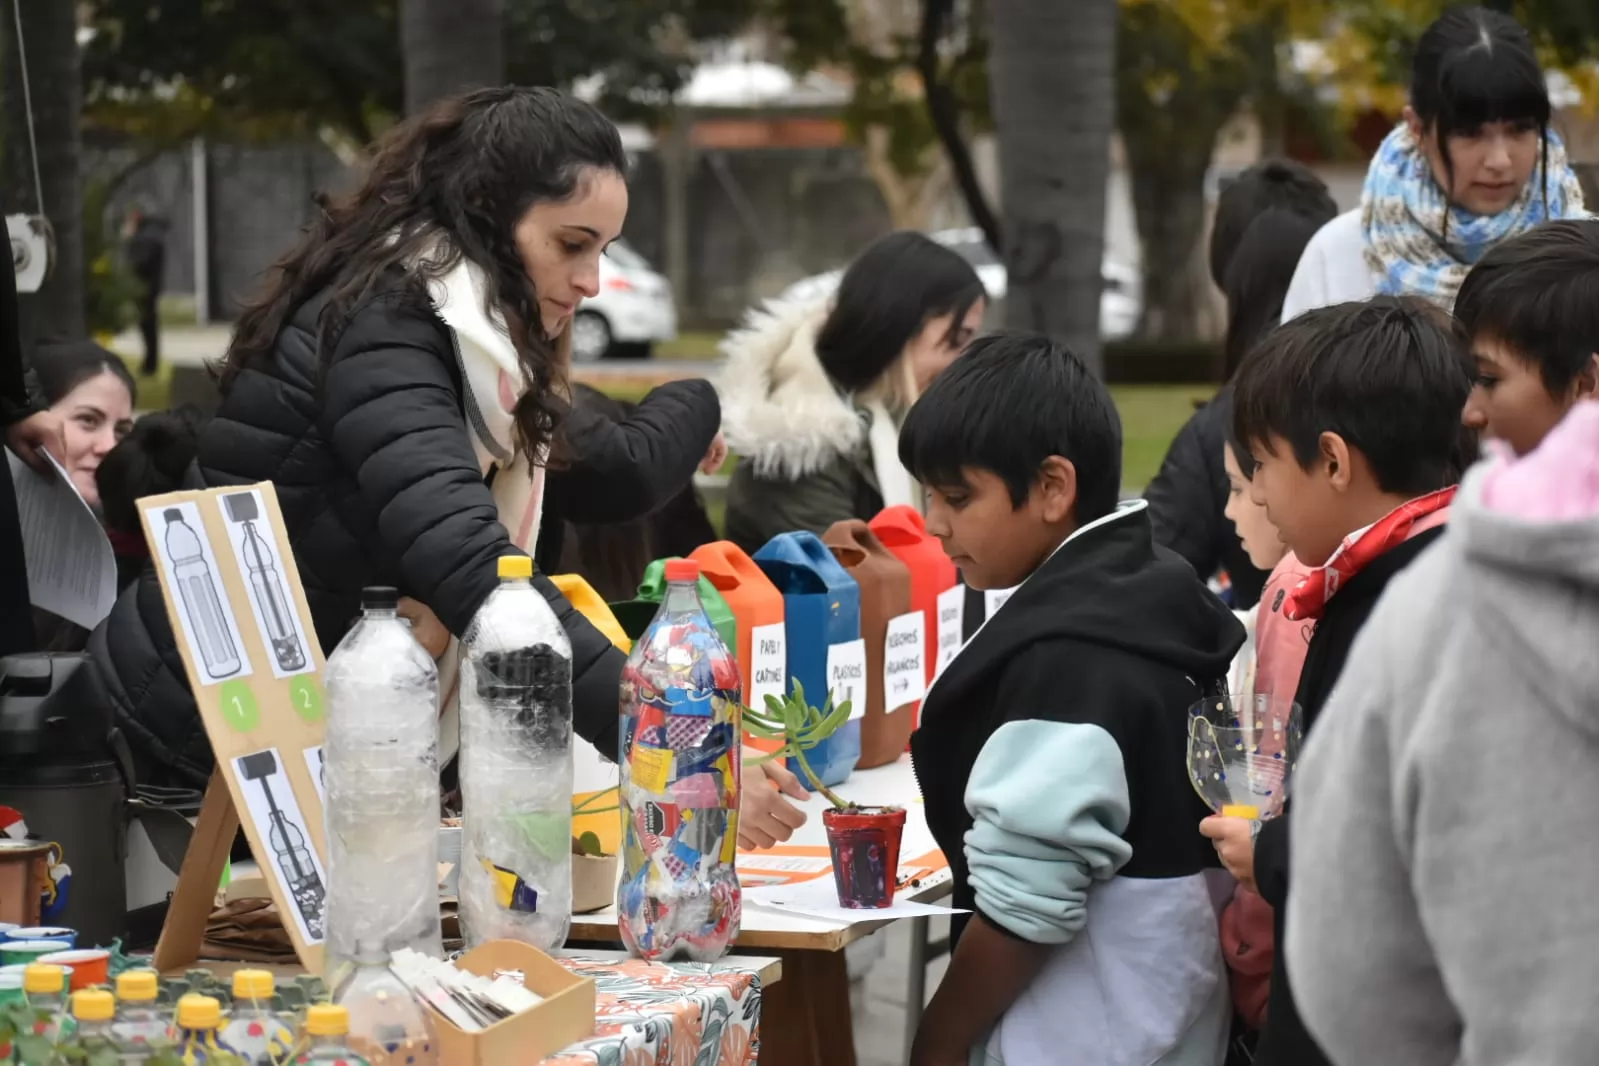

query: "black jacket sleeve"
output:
1254 810 1290 911
1143 399 1227 583
319 295 621 755
0 225 35 426
544 379 720 525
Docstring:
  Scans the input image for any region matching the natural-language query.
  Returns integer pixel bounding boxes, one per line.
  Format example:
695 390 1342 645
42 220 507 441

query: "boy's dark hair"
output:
1232 297 1472 498
97 405 207 534
1454 219 1599 394
1209 160 1338 290
816 231 985 394
899 332 1122 523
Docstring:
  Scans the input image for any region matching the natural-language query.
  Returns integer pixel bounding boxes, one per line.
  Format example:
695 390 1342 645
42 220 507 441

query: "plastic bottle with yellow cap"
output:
112 969 172 1051
173 994 225 1064
220 969 294 1065
19 963 76 1046
301 1004 371 1065
70 988 117 1047
458 553 575 950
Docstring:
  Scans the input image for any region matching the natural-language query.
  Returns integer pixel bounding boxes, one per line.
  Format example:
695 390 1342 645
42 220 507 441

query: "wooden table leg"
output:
757 948 856 1066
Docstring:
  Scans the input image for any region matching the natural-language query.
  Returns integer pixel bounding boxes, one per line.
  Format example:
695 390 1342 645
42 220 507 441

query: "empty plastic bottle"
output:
323 586 443 983
70 989 116 1049
300 1005 370 1066
219 970 294 1065
617 558 743 962
459 556 574 950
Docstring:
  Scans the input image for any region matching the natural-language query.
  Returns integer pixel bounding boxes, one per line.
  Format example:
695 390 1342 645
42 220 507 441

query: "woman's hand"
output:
6 410 65 472
1200 815 1257 892
397 596 451 659
699 431 728 475
737 756 809 850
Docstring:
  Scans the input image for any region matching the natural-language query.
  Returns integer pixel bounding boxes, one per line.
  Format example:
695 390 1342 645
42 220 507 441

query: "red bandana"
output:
1285 486 1456 621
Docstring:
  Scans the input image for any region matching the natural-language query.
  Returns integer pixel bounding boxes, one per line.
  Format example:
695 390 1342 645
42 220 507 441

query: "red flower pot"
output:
822 806 907 909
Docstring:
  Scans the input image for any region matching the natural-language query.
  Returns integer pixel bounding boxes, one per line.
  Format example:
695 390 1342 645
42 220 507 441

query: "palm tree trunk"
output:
2 0 86 343
986 0 1118 375
401 0 506 116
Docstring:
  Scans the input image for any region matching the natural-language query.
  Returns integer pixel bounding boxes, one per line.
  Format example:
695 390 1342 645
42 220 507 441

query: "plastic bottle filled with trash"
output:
219 970 295 1065
323 585 443 983
617 558 743 962
459 556 574 950
336 953 438 1066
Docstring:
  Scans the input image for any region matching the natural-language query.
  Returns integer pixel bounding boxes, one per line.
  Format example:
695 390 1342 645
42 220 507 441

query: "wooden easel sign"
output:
140 484 330 975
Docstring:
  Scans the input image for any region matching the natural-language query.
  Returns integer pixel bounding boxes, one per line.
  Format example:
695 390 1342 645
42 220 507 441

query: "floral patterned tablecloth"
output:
540 955 762 1066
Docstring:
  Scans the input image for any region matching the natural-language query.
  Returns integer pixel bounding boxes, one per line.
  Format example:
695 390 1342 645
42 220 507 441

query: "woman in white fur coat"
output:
718 231 986 553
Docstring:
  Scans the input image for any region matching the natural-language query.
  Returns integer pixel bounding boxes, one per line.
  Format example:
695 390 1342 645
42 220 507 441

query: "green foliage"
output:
82 179 143 337
741 678 853 808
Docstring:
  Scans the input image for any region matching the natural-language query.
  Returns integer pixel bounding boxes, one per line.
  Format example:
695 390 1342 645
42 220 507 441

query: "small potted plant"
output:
743 680 907 910
571 787 621 914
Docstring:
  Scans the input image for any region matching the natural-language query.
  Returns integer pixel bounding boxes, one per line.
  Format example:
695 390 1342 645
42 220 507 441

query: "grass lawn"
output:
119 355 174 413
583 377 1213 492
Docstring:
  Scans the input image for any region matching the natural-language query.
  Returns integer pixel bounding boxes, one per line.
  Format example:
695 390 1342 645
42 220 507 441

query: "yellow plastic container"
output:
552 572 628 855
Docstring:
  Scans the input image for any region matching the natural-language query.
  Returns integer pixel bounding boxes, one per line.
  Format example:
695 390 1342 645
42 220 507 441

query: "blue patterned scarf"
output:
1360 123 1587 308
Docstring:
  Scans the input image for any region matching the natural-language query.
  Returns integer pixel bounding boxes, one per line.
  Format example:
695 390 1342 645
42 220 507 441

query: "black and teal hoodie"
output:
912 500 1246 1066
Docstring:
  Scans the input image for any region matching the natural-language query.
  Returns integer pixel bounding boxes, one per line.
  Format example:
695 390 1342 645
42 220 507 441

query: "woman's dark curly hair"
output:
216 85 628 462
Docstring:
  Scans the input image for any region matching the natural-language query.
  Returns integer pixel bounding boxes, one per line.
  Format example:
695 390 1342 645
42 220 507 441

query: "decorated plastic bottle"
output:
219 970 295 1065
297 1005 371 1066
459 555 574 950
70 989 117 1049
111 970 171 1060
172 995 225 1064
335 955 438 1065
323 586 443 982
617 558 743 962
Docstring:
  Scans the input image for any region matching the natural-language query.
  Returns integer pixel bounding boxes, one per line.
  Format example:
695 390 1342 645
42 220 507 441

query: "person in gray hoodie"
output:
1285 399 1599 1065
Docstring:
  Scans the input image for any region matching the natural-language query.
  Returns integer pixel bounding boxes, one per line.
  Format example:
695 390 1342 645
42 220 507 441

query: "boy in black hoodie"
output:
1200 296 1473 1066
902 333 1245 1066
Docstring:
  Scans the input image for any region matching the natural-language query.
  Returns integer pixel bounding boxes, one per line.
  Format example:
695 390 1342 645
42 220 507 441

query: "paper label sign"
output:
984 586 1016 620
883 611 927 712
935 586 965 678
826 639 869 721
749 622 788 708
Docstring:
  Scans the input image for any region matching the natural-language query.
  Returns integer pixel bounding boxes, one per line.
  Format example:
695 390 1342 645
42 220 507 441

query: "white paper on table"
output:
883 611 926 712
745 874 967 923
826 638 868 721
934 585 964 678
7 448 117 629
749 622 787 707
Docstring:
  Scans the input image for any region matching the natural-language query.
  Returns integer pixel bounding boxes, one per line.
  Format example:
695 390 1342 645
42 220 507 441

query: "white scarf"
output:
423 256 550 764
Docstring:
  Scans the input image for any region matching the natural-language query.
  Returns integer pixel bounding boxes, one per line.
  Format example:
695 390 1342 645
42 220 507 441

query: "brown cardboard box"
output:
429 940 596 1065
571 852 618 915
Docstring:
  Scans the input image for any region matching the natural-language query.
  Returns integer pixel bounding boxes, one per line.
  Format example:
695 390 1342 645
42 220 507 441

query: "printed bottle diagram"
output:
240 750 326 940
165 508 243 679
225 493 306 672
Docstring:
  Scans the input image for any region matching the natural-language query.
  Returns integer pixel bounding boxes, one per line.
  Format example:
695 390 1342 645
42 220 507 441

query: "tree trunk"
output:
1124 133 1213 343
2 0 85 344
401 0 506 116
986 0 1117 373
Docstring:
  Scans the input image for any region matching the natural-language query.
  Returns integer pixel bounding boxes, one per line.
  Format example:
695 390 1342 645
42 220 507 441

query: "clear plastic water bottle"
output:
336 955 437 1065
459 556 574 950
323 586 443 983
70 989 116 1051
111 970 170 1060
299 1006 370 1066
617 559 743 962
219 970 294 1065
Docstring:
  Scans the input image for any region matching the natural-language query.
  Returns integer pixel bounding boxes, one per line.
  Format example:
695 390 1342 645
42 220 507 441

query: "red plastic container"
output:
868 506 957 728
822 806 908 909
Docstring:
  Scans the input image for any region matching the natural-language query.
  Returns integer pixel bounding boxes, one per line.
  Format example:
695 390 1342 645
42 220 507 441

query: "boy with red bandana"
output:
1199 296 1472 1066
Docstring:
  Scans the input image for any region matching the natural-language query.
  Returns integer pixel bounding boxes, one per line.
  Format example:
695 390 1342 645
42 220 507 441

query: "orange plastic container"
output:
868 506 957 728
824 520 914 769
689 541 786 722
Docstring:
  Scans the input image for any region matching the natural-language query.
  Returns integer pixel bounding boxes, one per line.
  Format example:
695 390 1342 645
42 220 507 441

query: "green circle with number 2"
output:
290 676 324 724
218 679 260 732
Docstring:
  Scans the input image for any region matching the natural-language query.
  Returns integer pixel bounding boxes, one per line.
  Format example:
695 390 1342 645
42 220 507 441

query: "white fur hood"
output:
716 293 867 481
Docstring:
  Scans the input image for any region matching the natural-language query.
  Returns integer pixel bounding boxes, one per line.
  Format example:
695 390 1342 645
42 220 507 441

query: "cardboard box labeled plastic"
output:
429 940 596 1065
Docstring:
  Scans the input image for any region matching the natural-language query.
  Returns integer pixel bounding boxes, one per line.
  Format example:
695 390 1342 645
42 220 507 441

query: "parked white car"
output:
572 239 678 363
780 227 1142 340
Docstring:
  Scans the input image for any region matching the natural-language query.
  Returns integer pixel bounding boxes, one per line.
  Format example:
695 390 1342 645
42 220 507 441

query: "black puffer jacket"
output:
533 379 720 574
1142 387 1268 609
93 283 626 788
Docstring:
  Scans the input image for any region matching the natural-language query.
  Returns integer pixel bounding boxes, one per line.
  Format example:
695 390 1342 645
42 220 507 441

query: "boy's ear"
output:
1035 456 1078 523
1318 431 1354 492
1571 353 1599 401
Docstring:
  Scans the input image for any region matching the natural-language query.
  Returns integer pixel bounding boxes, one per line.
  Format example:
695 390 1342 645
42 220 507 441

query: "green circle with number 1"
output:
290 676 324 724
218 680 260 732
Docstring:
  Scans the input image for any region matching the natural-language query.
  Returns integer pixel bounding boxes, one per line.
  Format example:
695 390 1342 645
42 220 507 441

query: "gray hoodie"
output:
1285 404 1599 1066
